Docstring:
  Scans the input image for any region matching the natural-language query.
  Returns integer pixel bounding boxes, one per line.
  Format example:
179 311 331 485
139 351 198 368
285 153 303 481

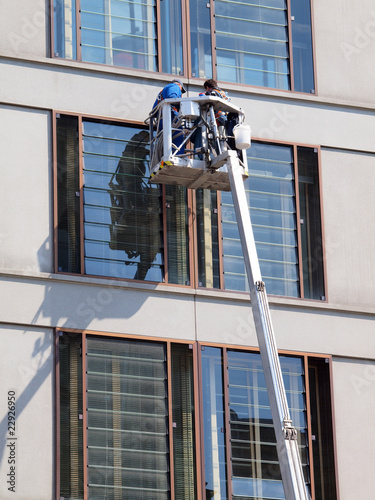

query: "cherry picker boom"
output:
147 96 309 500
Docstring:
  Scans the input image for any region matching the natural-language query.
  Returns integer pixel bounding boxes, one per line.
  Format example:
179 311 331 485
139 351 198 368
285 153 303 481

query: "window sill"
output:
1 51 375 113
1 268 375 317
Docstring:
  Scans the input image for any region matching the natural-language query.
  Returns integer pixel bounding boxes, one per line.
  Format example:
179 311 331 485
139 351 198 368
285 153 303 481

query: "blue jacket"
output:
153 82 182 119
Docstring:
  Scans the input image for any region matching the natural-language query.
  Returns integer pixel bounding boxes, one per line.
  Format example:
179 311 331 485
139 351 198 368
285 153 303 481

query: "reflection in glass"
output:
222 142 299 296
290 0 315 93
80 0 157 70
160 0 184 74
54 0 77 59
201 347 228 500
227 351 309 499
215 0 290 89
189 0 213 79
83 121 163 281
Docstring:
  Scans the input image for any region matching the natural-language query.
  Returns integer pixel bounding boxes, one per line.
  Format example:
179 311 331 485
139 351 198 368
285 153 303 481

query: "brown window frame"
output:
50 0 317 95
56 329 337 500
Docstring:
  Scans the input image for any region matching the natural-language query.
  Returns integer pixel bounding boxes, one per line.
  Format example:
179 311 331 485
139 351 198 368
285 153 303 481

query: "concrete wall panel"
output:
0 106 52 273
320 148 375 308
332 357 375 499
1 60 375 154
0 325 54 500
314 0 375 104
0 1 48 58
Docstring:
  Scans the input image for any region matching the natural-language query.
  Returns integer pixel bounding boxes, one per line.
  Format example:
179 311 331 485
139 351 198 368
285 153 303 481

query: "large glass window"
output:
221 142 324 299
53 0 314 93
56 114 191 285
56 116 324 298
59 334 336 499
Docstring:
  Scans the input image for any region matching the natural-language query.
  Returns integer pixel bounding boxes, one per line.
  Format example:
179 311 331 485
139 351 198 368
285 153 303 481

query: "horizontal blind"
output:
86 337 169 500
227 351 309 500
82 120 163 281
80 0 157 70
215 0 290 89
221 142 299 297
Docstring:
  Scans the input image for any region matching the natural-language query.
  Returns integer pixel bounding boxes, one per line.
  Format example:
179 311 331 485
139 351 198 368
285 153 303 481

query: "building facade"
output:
0 0 375 499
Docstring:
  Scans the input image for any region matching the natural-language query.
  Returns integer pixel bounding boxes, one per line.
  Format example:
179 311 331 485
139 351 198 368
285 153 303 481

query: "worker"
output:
201 79 238 150
153 79 187 119
152 79 187 155
201 79 230 127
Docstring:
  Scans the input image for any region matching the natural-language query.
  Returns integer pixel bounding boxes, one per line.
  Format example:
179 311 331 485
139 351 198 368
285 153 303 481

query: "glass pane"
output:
56 115 81 273
172 344 197 499
298 147 324 299
290 0 315 93
82 120 164 281
201 347 228 499
59 333 83 499
160 0 183 74
189 0 213 79
215 0 290 89
196 189 220 288
222 142 299 297
308 358 337 499
86 337 169 500
80 0 157 70
227 351 309 499
166 185 190 285
54 0 77 59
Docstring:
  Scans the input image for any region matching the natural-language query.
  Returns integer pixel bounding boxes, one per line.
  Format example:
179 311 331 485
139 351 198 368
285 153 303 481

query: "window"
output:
55 114 191 284
221 142 324 299
58 333 336 499
55 115 324 299
53 0 315 92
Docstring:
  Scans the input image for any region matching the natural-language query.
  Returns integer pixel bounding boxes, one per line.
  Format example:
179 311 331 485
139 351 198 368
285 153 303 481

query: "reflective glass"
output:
222 142 299 297
82 120 163 281
215 0 290 89
196 189 220 288
54 0 77 59
160 0 183 74
80 0 157 70
165 185 190 285
227 351 309 499
189 0 213 79
201 347 228 499
298 147 324 299
290 0 315 93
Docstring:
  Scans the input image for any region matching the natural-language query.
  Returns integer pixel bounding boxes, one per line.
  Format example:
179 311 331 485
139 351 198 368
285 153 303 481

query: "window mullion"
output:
181 0 190 77
222 347 233 499
76 0 82 61
156 0 163 72
293 144 305 298
286 0 295 91
192 343 203 500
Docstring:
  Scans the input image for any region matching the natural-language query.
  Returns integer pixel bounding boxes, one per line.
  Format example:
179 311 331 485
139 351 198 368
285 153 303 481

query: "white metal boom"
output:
147 97 310 500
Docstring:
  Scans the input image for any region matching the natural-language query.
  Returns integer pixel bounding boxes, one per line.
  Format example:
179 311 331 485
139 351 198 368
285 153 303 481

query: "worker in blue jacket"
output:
153 79 187 155
153 79 187 119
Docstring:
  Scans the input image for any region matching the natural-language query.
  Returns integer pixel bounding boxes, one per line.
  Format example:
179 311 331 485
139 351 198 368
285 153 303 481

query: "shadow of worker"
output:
108 130 161 281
